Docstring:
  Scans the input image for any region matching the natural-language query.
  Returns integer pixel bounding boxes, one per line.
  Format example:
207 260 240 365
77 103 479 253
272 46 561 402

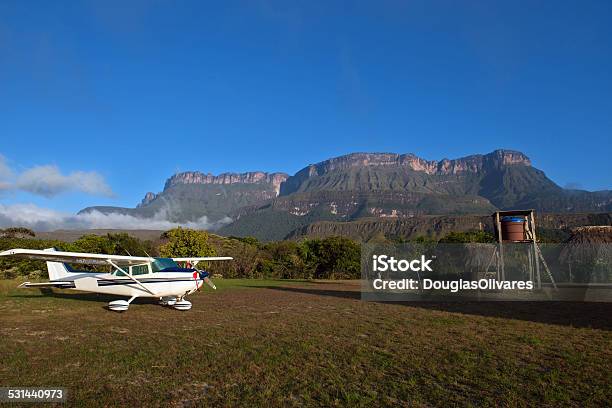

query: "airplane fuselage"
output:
54 271 203 298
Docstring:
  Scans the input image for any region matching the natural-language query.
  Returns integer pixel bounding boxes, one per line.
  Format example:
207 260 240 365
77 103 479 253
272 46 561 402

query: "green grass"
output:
0 279 610 407
210 278 315 291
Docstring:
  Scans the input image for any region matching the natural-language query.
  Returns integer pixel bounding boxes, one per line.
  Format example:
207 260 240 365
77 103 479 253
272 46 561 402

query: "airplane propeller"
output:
198 270 216 290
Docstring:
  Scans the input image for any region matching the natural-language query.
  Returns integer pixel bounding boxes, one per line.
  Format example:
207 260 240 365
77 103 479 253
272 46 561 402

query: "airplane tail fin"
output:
44 248 74 281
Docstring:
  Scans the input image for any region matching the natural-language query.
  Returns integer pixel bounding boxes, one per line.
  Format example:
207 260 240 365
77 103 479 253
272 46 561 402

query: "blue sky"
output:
0 0 611 218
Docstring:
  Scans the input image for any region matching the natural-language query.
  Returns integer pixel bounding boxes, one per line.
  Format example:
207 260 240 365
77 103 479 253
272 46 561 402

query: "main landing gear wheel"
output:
108 296 137 312
108 300 129 312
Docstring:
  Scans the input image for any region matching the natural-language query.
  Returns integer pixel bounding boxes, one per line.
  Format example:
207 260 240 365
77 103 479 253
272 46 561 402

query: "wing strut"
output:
107 260 156 296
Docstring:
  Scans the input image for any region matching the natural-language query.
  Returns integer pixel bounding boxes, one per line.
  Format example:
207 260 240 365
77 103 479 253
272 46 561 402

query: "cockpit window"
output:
111 264 149 276
151 258 179 272
132 264 150 275
112 268 128 276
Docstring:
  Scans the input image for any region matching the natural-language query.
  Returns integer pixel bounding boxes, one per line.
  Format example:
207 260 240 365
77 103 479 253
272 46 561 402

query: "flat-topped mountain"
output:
276 149 608 210
80 171 288 224
282 150 530 193
280 150 538 195
134 171 288 209
80 149 612 239
164 171 288 192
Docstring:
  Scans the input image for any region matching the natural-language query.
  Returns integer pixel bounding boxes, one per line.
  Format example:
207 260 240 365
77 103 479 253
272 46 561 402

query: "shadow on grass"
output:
240 279 343 289
9 289 159 305
262 285 612 331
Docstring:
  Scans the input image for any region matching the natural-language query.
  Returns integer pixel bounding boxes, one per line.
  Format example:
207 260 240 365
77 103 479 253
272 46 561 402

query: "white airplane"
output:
0 248 232 312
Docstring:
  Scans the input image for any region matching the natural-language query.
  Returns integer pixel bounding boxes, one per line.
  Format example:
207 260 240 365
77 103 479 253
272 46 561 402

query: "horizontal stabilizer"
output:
18 281 75 289
74 277 100 291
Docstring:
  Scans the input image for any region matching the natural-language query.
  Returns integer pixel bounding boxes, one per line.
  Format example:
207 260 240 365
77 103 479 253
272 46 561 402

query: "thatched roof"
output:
560 226 612 263
564 226 612 245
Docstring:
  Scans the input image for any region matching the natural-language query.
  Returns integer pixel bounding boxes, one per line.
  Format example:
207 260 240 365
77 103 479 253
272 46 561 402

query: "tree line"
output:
0 227 499 280
0 228 361 280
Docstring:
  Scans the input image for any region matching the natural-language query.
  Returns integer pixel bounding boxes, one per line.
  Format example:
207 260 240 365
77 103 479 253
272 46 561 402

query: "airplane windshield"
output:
151 258 179 272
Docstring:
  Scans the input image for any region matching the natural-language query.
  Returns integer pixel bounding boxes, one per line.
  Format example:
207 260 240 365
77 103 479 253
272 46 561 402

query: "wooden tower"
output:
491 210 556 289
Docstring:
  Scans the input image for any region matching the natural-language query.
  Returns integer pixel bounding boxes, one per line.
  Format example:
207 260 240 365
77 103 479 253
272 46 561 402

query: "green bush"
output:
300 236 361 279
159 228 216 258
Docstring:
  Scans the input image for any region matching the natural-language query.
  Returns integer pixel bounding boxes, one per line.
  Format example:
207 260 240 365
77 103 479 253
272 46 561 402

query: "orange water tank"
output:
501 216 526 241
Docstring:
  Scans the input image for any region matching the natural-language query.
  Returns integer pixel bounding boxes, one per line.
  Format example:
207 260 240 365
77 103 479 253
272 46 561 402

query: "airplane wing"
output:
0 248 152 266
172 257 233 262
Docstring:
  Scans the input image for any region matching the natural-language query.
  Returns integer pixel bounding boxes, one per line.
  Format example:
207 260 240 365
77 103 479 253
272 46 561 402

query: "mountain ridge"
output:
280 149 531 195
79 149 612 239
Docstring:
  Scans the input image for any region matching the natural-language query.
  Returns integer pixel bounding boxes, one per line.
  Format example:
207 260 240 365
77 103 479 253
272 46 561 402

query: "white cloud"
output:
0 203 232 231
0 156 113 197
15 165 113 198
0 155 233 232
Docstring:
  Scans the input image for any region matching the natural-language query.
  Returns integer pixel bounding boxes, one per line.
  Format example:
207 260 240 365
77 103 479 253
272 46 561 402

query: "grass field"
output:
0 279 611 407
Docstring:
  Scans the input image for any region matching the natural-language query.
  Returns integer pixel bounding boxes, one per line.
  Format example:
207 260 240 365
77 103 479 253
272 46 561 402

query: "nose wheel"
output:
159 296 192 311
173 299 192 311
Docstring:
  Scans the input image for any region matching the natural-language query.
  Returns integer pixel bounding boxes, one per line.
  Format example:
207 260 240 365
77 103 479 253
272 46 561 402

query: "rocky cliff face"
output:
280 150 531 195
286 213 612 242
231 190 495 219
296 149 529 180
137 192 158 208
164 171 288 194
